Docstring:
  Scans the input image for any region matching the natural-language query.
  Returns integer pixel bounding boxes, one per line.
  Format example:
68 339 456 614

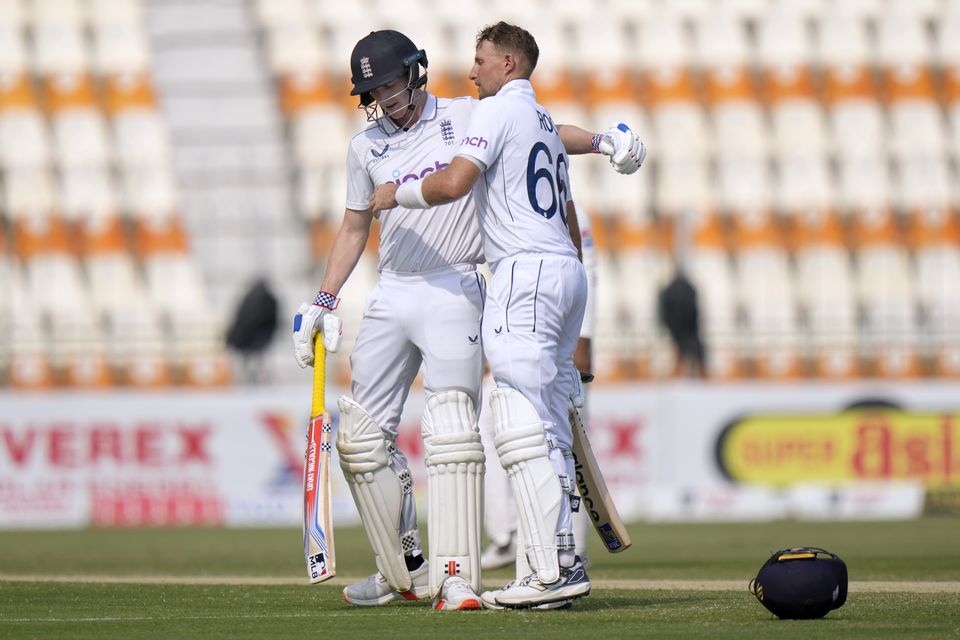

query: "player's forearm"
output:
557 124 601 155
421 171 469 205
396 156 480 208
319 213 371 295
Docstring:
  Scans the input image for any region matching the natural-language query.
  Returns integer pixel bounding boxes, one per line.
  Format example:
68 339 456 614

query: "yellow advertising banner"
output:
717 410 960 487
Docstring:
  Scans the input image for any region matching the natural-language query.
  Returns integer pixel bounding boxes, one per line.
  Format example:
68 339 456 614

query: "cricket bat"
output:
570 402 632 553
303 333 335 583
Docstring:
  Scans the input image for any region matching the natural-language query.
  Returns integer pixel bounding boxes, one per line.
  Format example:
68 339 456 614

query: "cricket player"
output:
293 29 644 611
479 199 597 568
370 22 645 608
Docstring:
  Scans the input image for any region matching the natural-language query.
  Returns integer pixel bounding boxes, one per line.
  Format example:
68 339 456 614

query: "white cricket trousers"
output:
483 254 587 451
349 263 485 437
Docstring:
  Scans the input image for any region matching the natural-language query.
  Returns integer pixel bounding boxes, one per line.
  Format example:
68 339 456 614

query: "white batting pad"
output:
336 396 412 592
490 387 563 584
421 390 485 596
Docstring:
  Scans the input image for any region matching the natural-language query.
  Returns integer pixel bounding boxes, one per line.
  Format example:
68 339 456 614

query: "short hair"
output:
476 21 539 75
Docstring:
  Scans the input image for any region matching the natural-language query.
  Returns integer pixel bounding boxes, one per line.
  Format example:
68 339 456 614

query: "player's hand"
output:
598 123 646 175
369 183 399 216
293 292 343 367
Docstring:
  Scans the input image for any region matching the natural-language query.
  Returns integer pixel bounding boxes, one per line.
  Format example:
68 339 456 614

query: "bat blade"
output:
570 404 632 553
304 336 336 583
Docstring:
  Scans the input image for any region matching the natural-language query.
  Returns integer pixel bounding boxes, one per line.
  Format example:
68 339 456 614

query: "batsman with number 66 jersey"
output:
294 28 645 611
371 21 645 609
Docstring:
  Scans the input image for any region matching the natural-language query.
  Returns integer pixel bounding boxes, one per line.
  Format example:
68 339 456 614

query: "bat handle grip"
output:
311 333 327 418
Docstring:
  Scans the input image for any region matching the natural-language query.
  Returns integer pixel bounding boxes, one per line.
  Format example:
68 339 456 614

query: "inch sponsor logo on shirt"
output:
391 160 449 184
370 144 391 162
461 135 488 150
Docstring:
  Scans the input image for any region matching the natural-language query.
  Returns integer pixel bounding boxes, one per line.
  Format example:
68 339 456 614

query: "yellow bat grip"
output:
310 333 326 419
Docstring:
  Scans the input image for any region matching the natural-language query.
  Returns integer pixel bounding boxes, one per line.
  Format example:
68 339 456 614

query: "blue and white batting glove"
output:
292 291 343 368
596 122 647 175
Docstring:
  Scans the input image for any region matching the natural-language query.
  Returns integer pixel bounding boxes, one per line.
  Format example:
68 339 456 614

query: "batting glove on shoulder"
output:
293 291 343 368
597 122 647 175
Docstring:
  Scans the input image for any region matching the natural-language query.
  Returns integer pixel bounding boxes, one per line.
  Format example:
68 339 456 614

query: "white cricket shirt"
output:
345 94 483 273
455 79 578 272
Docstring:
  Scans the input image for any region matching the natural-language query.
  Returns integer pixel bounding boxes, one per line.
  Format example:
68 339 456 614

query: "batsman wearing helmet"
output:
371 22 646 609
294 28 645 611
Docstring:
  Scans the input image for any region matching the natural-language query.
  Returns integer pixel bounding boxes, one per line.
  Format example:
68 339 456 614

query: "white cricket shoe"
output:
480 533 516 571
432 576 481 611
480 581 571 611
342 560 430 606
495 556 590 608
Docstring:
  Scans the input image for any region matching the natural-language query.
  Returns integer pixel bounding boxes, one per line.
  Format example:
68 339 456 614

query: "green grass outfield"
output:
1 518 958 639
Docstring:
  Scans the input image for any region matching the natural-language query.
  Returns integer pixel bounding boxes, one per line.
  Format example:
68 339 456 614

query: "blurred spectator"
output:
226 277 279 383
658 269 706 378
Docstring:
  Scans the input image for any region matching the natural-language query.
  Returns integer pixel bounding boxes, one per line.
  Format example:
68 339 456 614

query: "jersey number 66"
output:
526 142 570 225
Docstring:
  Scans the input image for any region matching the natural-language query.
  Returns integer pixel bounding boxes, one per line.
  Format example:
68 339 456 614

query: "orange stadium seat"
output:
15 215 111 387
793 209 860 378
616 220 672 379
937 9 960 162
911 208 960 377
31 2 88 77
819 12 885 162
687 212 741 380
851 208 921 377
731 211 802 378
138 217 229 386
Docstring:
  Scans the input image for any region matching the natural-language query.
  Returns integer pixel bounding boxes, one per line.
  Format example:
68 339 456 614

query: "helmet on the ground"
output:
350 30 428 107
750 547 848 619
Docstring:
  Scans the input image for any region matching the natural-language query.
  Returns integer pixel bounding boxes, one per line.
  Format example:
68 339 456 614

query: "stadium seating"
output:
0 0 227 387
4 0 960 386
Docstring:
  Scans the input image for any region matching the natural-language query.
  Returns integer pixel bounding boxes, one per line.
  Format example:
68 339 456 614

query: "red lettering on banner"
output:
905 436 930 476
179 426 210 463
2 428 35 465
90 425 123 463
850 414 959 483
609 420 642 458
135 425 163 465
92 490 224 527
852 418 892 478
0 421 215 468
49 426 77 467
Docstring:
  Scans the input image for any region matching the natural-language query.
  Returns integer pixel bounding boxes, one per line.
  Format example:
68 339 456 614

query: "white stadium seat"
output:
51 109 112 168
266 22 323 75
0 109 51 168
92 20 150 76
59 164 118 222
2 166 56 220
113 109 171 168
776 155 835 215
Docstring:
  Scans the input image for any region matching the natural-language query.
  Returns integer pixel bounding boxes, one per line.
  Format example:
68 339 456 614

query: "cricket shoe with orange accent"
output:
495 556 590 608
432 576 482 611
342 560 430 606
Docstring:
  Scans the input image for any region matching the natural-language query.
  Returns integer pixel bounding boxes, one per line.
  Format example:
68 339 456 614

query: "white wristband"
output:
395 180 429 209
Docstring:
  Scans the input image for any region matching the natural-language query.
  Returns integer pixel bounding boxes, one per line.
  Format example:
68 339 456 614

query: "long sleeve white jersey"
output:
454 79 578 272
345 94 484 273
